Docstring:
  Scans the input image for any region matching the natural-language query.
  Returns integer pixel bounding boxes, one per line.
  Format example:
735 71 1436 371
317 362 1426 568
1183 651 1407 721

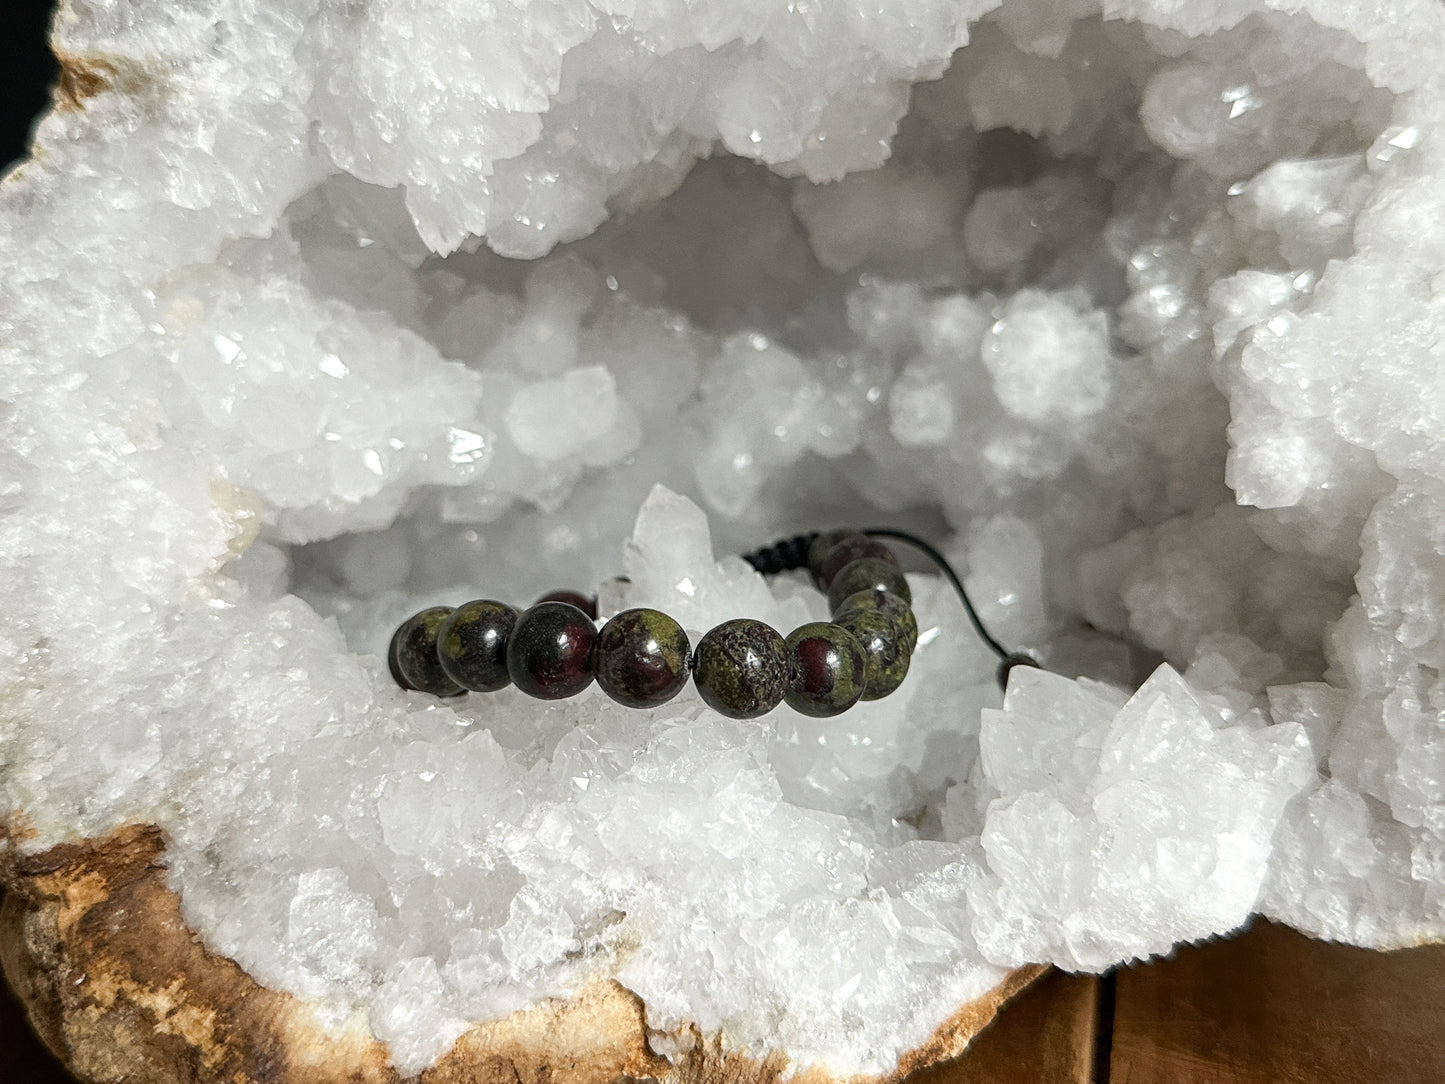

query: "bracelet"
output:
387 530 921 719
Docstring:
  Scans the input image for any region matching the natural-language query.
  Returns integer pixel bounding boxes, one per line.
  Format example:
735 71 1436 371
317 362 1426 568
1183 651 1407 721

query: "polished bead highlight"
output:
595 608 691 708
826 556 912 611
693 618 789 720
506 601 598 700
784 622 867 717
389 607 465 698
437 599 519 692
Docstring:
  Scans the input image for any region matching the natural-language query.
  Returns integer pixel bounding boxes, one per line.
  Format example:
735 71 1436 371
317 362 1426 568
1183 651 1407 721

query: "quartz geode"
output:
4 0 1445 1079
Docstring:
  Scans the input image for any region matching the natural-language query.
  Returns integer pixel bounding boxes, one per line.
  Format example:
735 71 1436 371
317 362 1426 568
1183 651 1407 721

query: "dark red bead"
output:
536 589 598 620
594 608 691 708
506 601 598 700
784 622 867 717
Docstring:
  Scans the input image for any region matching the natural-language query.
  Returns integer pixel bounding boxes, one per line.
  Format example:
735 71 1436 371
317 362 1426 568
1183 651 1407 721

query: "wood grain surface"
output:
1109 918 1445 1084
917 970 1099 1084
4 903 1444 1084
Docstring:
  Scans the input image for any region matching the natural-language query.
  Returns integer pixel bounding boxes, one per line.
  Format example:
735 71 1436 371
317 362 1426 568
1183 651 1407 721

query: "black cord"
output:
861 528 1007 657
744 527 1039 690
862 527 1039 689
742 532 819 575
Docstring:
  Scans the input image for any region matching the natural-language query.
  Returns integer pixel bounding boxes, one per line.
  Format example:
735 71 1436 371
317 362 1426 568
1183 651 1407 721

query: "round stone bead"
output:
826 556 912 612
834 587 919 654
816 534 899 590
784 622 867 717
692 618 789 720
505 601 598 700
437 599 519 692
594 608 691 709
833 590 915 701
389 607 465 698
806 529 854 588
536 589 598 620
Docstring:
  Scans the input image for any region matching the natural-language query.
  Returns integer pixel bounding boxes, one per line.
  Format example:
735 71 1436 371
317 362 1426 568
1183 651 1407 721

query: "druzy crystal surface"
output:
4 0 1445 1076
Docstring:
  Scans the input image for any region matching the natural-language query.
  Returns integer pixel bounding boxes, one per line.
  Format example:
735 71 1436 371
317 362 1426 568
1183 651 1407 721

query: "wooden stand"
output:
926 919 1445 1083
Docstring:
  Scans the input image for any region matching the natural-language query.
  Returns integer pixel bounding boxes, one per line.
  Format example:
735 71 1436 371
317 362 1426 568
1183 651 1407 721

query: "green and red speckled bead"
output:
390 606 466 698
437 599 518 692
783 621 868 717
833 587 917 701
595 607 692 708
387 531 918 717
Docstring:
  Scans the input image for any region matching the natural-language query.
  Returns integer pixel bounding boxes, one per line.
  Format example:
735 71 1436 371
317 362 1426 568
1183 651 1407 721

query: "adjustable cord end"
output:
743 532 821 575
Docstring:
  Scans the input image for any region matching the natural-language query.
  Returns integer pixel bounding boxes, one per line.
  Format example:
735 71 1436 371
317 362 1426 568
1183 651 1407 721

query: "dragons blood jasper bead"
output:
806 529 854 587
834 587 918 654
594 607 691 709
784 622 867 717
506 601 598 700
816 534 899 590
437 599 519 692
693 618 789 720
826 556 912 611
389 606 465 698
833 589 915 700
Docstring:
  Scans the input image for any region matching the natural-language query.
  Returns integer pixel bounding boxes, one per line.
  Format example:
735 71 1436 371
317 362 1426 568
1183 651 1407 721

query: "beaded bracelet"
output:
388 530 932 719
390 527 1043 717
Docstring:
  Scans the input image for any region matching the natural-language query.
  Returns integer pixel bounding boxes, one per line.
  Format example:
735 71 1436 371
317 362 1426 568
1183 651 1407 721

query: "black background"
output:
2 0 61 171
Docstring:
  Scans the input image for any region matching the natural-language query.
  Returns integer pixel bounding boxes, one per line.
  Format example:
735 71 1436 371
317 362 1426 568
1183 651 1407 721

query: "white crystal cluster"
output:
4 0 1445 1077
